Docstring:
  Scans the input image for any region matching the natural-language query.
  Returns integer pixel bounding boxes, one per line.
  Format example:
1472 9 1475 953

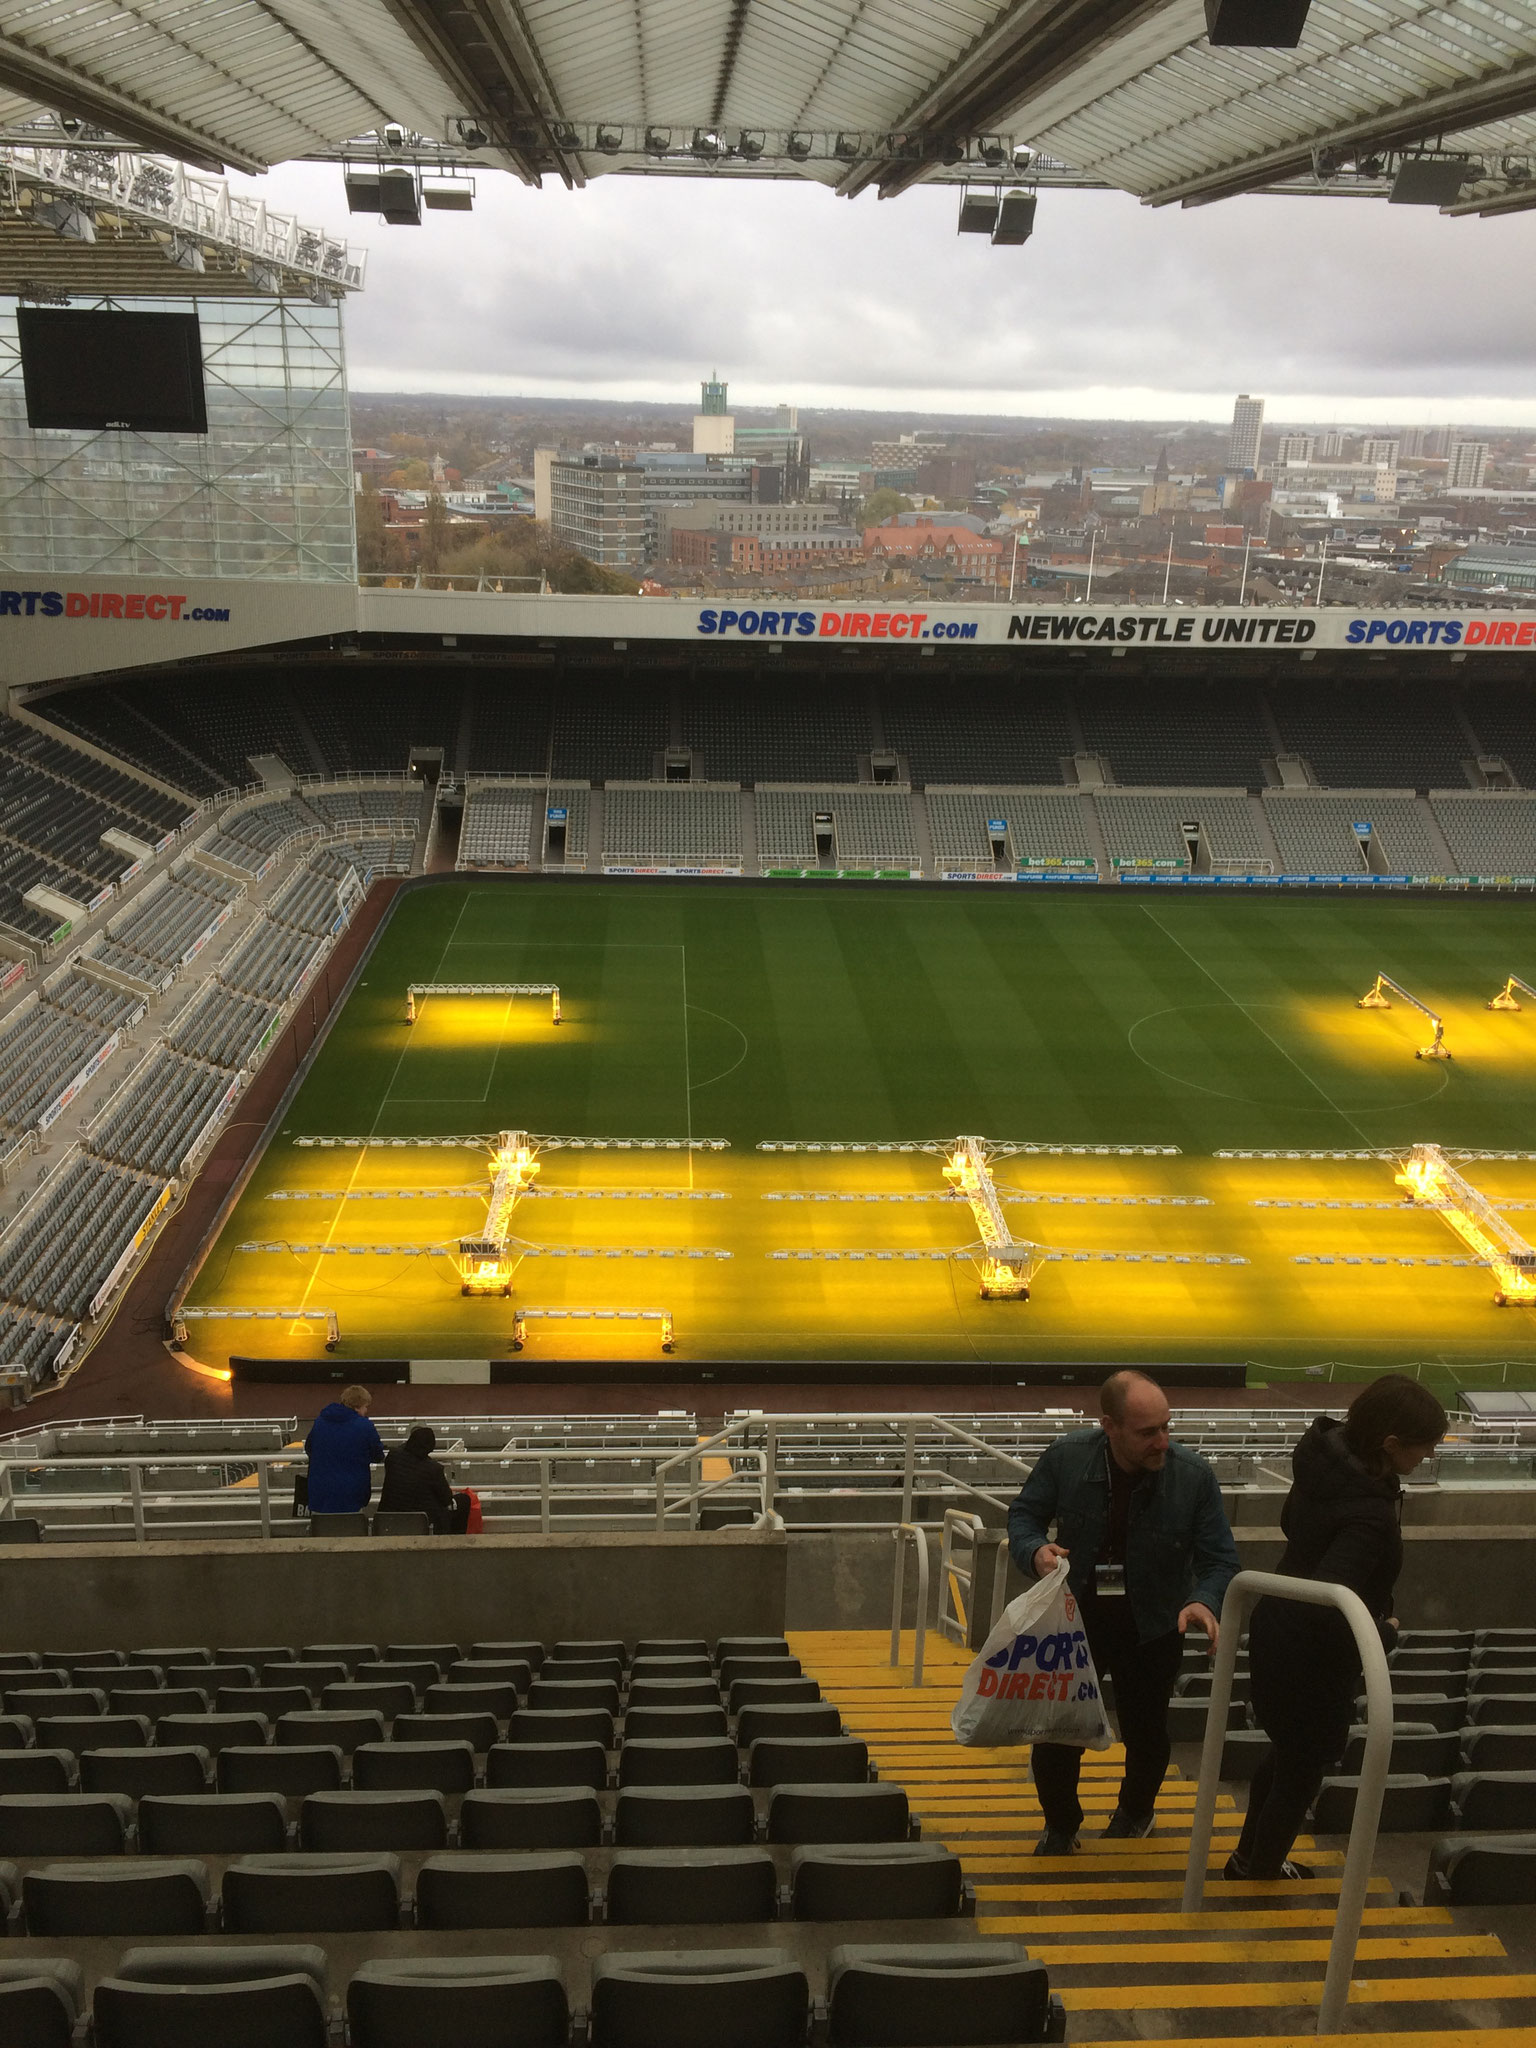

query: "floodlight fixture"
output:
1389 153 1476 204
552 122 582 151
645 125 672 157
979 136 1008 167
786 131 813 160
691 128 722 160
1012 144 1034 169
452 118 489 150
595 124 625 154
1357 153 1385 179
1203 0 1311 43
939 137 968 166
383 123 407 150
834 131 862 161
736 129 765 160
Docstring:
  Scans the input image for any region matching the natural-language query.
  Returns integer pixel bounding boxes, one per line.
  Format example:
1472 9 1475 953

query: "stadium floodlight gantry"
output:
4 0 1536 229
405 982 561 1025
1396 1144 1536 1306
1490 975 1536 1011
1358 972 1452 1059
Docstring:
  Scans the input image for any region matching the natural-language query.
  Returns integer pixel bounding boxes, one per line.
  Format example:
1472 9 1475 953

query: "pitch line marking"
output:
686 1006 750 1092
1125 1003 1451 1115
1139 907 1374 1146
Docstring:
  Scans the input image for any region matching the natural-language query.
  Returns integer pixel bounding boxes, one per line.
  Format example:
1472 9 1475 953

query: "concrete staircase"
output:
796 1629 1536 2043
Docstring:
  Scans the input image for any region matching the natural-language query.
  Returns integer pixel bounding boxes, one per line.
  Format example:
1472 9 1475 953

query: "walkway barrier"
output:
1182 1568 1393 2036
890 1522 932 1686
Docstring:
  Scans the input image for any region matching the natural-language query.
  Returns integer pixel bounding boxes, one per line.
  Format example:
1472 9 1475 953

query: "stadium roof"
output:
1 0 1534 216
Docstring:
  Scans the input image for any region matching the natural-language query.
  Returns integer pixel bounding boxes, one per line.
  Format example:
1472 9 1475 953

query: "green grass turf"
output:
188 882 1536 1388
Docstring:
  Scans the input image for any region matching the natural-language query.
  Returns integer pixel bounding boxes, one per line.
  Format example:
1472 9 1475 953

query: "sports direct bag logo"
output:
952 1560 1113 1749
0 589 231 622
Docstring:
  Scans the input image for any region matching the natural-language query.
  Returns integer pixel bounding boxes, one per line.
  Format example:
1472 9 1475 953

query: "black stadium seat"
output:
23 1858 210 1936
158 1712 271 1756
487 1741 609 1790
0 1752 74 1795
1427 1835 1536 1905
299 1791 449 1852
394 1710 502 1751
0 1791 131 1855
636 1638 711 1658
553 1639 626 1665
529 1678 622 1715
614 1785 757 1847
94 1945 329 2048
221 1853 401 1934
625 1705 729 1741
748 1737 871 1787
630 1680 723 1710
384 1643 461 1671
790 1844 967 1921
414 1850 591 1928
137 1793 288 1855
36 1713 150 1754
736 1702 843 1745
0 1958 83 2048
618 1737 740 1786
718 1638 792 1661
1451 1771 1536 1829
430 1680 521 1719
1469 1696 1536 1725
460 1787 604 1849
303 1645 379 1673
82 1748 209 1798
347 1956 569 2048
825 1941 1061 2046
605 1847 778 1925
589 1947 809 2048
767 1784 911 1844
729 1677 820 1713
277 1710 386 1754
1311 1774 1451 1833
1463 1729 1536 1772
217 1746 344 1797
352 1740 477 1794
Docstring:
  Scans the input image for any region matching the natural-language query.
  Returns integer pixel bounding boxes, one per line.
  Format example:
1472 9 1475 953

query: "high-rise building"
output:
1361 437 1400 469
1446 439 1489 490
1318 430 1349 459
1398 427 1427 458
1228 395 1264 474
1276 432 1315 465
693 375 735 456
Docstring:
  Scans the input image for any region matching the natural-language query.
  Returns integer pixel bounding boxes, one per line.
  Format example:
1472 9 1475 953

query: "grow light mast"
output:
1395 1142 1536 1305
1358 973 1450 1059
944 1136 1041 1299
459 1129 539 1296
1489 975 1536 1012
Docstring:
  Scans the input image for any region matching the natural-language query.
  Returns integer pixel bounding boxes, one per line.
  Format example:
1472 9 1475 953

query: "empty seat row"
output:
0 1937 1061 2048
0 1779 912 1854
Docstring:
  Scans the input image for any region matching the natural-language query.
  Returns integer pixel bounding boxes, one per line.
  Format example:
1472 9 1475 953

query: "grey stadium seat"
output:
138 1793 288 1854
1311 1774 1451 1833
157 1712 271 1756
5 1687 105 1719
322 1680 417 1720
1474 1645 1536 1668
1469 1696 1536 1725
371 1512 432 1537
718 1637 792 1661
347 1956 568 2048
631 1656 715 1681
736 1702 842 1746
748 1737 871 1787
529 1678 622 1715
0 1653 40 1671
394 1709 503 1751
23 1859 210 1936
220 1647 294 1668
0 1959 83 2048
414 1850 591 1928
1427 1834 1536 1905
136 1648 211 1668
361 1660 439 1694
605 1847 777 1924
0 1791 131 1855
270 1662 349 1691
544 1658 625 1686
352 1739 476 1794
447 1658 529 1692
1388 1695 1467 1733
728 1677 820 1714
719 1656 801 1692
630 1679 723 1711
614 1784 757 1847
110 1687 211 1726
45 1650 124 1674
94 1945 328 2048
427 1680 520 1719
625 1705 729 1742
299 1790 448 1852
0 1715 33 1748
487 1740 609 1790
217 1745 344 1796
0 1518 41 1546
167 1662 254 1692
460 1787 604 1849
590 1947 808 2048
1451 1770 1536 1830
307 1512 370 1537
791 1843 967 1921
1469 1667 1536 1695
0 1752 75 1795
618 1737 739 1787
222 1852 401 1933
82 1749 209 1798
35 1713 151 1754
767 1784 912 1844
825 1941 1062 2046
1339 1728 1459 1775
506 1707 615 1748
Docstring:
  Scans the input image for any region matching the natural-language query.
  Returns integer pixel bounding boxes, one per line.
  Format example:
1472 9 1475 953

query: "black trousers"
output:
1031 1599 1184 1834
1235 1597 1355 1875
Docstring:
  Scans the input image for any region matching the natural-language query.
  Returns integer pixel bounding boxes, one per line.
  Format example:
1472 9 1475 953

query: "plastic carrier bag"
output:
951 1558 1113 1750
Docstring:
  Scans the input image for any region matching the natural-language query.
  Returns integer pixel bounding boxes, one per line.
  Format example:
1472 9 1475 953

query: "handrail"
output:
890 1524 932 1686
937 1509 985 1644
1182 1569 1393 2036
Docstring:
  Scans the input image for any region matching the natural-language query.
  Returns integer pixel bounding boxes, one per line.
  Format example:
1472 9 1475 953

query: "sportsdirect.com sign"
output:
0 588 231 622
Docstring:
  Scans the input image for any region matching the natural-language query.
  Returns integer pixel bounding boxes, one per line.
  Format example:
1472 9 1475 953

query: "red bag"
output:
463 1487 483 1534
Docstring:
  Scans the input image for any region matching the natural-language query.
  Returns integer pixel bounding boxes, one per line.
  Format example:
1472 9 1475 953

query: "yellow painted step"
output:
997 1935 1505 1966
1069 2035 1528 2048
965 1907 1455 1933
937 1878 1398 1903
1058 1974 1536 2012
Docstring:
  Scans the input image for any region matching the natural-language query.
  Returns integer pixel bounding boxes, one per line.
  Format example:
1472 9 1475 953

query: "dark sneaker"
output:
1101 1808 1155 1839
1226 1853 1314 1880
1033 1827 1080 1857
1222 1852 1251 1880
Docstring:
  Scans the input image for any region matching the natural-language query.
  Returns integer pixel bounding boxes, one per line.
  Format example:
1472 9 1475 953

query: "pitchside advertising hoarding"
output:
2 579 1536 689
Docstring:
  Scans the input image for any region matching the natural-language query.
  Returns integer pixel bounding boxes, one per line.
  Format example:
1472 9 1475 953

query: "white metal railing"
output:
890 1523 933 1685
1183 1570 1393 2036
358 572 545 593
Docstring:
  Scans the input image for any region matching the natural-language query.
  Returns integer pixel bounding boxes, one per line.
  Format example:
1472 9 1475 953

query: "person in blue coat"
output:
1008 1370 1239 1855
304 1385 384 1514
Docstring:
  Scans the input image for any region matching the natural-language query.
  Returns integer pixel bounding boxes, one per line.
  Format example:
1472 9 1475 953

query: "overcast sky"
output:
241 162 1536 427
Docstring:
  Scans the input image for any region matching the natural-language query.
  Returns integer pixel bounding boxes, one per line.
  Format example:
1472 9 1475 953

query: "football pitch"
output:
185 881 1536 1389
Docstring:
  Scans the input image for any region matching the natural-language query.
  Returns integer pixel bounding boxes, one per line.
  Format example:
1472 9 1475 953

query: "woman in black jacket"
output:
378 1426 457 1533
1226 1374 1446 1881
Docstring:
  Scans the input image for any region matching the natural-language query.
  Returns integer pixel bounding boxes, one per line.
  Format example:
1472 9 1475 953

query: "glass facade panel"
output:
0 295 355 581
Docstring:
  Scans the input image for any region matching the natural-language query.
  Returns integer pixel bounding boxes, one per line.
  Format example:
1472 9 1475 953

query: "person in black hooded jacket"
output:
378 1426 457 1533
1226 1374 1446 1880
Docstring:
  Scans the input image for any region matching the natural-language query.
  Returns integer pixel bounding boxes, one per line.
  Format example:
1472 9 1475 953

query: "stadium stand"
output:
1094 791 1269 871
0 1149 165 1320
755 789 918 870
458 784 537 870
1268 682 1474 789
305 788 424 836
39 687 227 798
304 674 463 779
218 921 326 1005
880 676 1075 786
680 672 871 784
0 988 137 1138
165 984 280 1070
1432 796 1536 874
469 670 556 775
1075 681 1273 786
602 786 742 866
0 715 190 839
86 1048 237 1179
1264 793 1442 875
926 789 1096 870
551 673 669 783
88 867 244 990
